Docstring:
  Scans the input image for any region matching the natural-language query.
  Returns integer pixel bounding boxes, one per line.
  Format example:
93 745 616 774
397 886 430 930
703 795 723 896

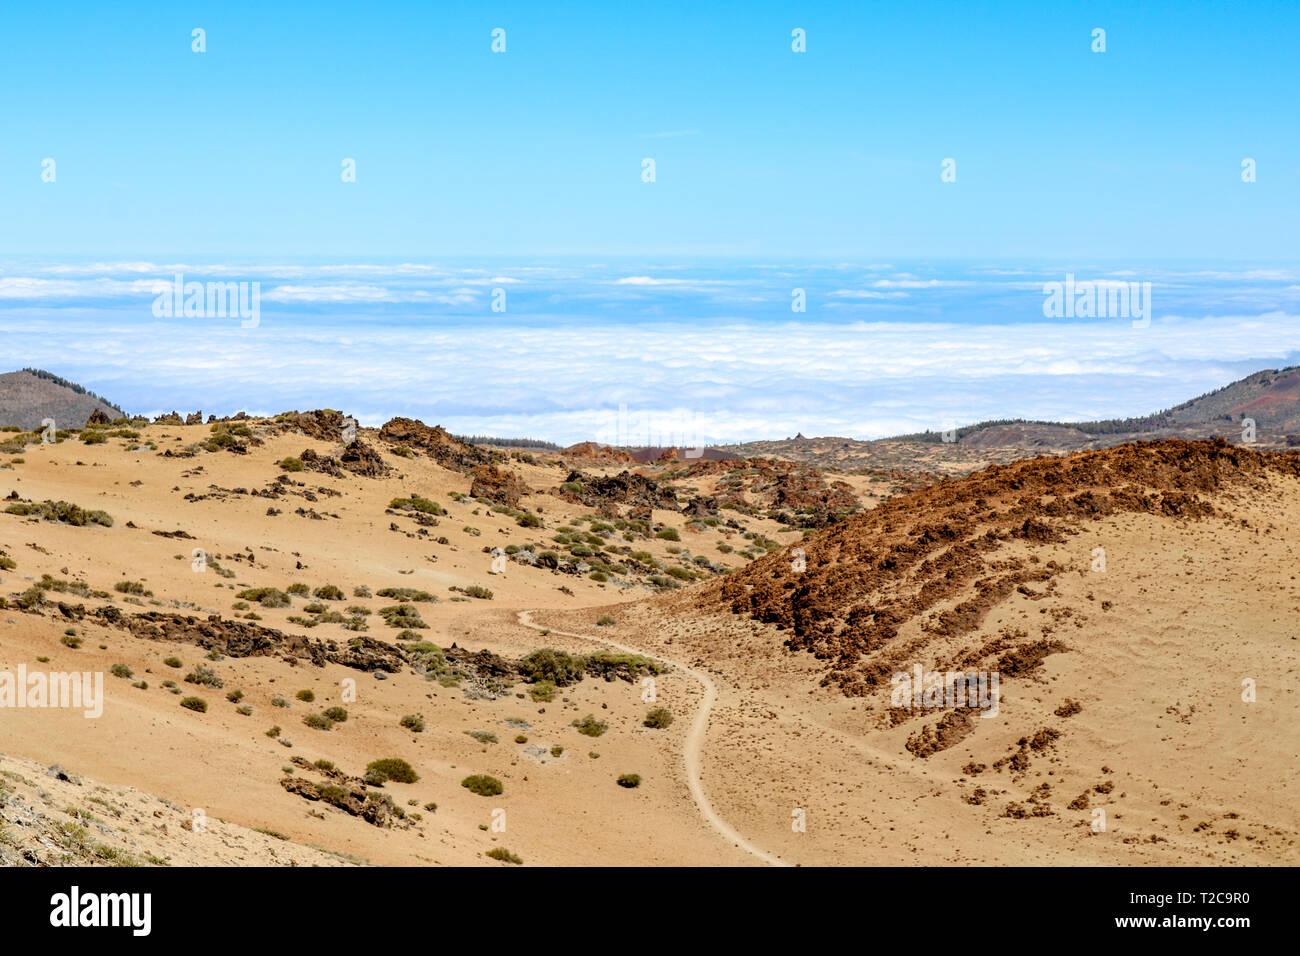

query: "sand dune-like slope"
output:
1 424 1295 865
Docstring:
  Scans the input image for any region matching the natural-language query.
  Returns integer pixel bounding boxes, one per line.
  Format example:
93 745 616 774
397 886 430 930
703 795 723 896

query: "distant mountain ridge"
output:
0 368 124 430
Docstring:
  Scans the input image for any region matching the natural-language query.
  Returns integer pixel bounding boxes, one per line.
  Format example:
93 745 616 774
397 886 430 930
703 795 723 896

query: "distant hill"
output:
884 365 1300 446
0 369 124 430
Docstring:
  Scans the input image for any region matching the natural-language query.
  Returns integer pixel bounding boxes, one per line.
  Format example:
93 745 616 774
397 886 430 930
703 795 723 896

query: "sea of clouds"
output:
1 260 1296 445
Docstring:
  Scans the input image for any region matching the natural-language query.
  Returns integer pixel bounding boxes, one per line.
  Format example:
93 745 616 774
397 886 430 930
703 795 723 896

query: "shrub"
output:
514 734 528 744
573 714 608 737
465 730 498 744
550 745 564 757
617 773 642 788
180 697 207 713
184 665 224 688
323 706 348 722
366 758 419 784
519 648 585 686
461 774 503 797
528 680 556 702
378 604 427 629
388 495 446 516
656 527 681 541
485 847 522 864
286 582 310 596
60 635 83 649
225 689 244 702
643 707 674 729
596 615 616 626
114 580 152 596
278 457 304 472
313 584 345 601
303 713 333 731
163 656 182 668
237 587 290 608
400 714 425 733
377 587 434 602
109 663 133 679
462 585 493 600
295 689 315 702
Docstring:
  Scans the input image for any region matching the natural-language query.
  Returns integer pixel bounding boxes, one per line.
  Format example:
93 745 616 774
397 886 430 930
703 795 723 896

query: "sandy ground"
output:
1 422 1295 865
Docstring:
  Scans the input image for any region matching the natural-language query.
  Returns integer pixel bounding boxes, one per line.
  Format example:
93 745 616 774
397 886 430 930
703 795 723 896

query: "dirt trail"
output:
516 609 787 867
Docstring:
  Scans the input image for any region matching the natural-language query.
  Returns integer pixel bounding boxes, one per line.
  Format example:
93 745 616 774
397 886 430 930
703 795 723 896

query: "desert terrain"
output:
0 395 1296 866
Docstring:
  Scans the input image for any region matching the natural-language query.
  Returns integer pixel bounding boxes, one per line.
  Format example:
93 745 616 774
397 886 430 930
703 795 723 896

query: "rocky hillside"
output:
0 369 124 430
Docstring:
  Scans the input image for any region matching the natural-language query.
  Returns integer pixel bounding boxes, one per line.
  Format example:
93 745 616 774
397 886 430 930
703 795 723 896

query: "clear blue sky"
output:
1 0 1296 260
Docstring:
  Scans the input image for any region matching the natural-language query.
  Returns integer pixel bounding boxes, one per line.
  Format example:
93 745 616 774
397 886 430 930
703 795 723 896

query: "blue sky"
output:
0 3 1297 442
2 0 1296 258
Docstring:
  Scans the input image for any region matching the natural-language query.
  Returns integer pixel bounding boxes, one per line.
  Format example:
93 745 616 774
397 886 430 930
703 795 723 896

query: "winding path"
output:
516 609 788 867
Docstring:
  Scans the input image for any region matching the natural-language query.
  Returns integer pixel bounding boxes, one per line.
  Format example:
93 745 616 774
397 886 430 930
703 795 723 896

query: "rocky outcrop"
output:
470 464 527 506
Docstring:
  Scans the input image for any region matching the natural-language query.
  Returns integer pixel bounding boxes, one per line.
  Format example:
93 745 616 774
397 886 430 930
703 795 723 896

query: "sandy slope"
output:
1 424 1295 866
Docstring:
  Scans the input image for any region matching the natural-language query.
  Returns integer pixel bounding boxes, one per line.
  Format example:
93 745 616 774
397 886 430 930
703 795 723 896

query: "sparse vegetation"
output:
461 774 503 796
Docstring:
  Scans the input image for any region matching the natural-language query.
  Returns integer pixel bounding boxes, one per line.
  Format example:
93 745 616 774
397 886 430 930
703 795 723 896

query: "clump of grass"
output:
573 714 608 737
4 499 113 527
237 587 290 608
528 680 556 702
114 580 152 596
596 615 616 626
180 696 207 713
550 745 564 757
461 774 503 796
643 707 674 729
388 495 446 516
184 664 223 688
378 604 427 629
109 663 133 679
295 689 315 702
400 714 425 733
162 656 182 668
366 758 419 784
313 584 345 601
465 729 498 745
519 648 585 686
278 457 305 472
617 773 642 788
60 635 83 649
323 706 348 723
303 713 333 731
485 847 522 864
376 587 434 602
462 585 493 600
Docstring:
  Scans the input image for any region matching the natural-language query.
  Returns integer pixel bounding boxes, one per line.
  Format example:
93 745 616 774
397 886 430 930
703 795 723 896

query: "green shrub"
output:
323 706 348 722
313 584 344 601
643 707 674 729
400 714 425 732
295 689 315 702
180 697 207 713
519 648 585 686
163 656 182 668
237 587 290 608
303 713 333 731
109 663 133 679
596 615 616 626
184 664 224 688
366 758 419 784
388 495 445 516
656 527 681 541
378 604 427 629
617 773 642 788
461 774 503 797
278 457 304 472
485 847 522 864
462 585 493 600
376 587 434 602
573 714 608 737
